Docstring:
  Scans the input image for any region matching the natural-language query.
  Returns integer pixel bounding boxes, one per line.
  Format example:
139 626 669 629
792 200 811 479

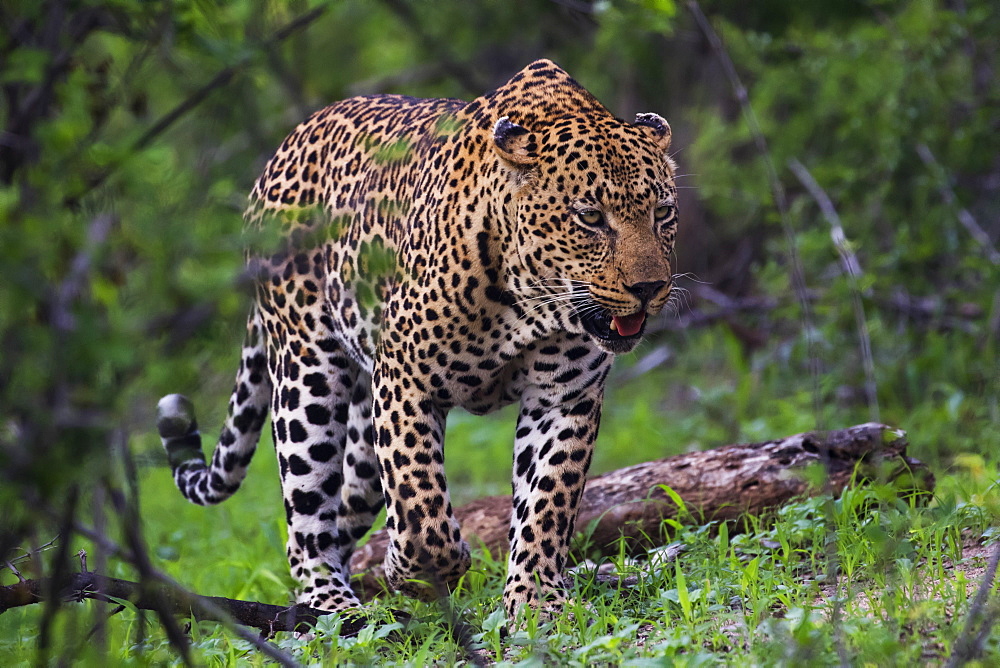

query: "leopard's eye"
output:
577 209 605 227
653 204 674 222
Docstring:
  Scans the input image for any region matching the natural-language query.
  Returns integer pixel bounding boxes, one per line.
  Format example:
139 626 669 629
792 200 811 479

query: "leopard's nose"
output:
625 280 668 306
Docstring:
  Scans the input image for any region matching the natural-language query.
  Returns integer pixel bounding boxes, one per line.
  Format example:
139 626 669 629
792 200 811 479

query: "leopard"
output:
156 59 679 622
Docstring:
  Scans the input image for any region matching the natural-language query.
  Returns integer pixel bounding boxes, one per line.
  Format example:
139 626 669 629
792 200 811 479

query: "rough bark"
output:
351 422 931 599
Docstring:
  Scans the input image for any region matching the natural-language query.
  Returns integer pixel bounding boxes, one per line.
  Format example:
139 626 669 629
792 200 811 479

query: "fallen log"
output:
351 422 931 599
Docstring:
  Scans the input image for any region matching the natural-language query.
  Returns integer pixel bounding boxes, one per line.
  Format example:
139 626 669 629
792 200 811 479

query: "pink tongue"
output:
612 313 646 337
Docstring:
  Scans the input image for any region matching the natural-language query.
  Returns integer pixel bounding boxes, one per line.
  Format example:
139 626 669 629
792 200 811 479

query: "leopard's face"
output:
494 112 678 354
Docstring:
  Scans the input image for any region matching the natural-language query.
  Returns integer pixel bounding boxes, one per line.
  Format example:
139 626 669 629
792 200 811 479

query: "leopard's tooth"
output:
609 318 618 333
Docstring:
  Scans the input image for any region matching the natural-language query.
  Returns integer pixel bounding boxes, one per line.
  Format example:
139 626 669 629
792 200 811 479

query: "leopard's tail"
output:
157 306 271 506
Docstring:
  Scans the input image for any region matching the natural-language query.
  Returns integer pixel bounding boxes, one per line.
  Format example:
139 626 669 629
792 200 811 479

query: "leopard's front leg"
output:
504 342 611 619
372 360 471 599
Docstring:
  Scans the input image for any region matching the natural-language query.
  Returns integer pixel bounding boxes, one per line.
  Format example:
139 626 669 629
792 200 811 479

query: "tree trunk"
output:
351 422 931 599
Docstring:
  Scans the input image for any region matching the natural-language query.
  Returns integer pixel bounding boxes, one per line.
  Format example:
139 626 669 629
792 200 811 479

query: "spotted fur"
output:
158 59 679 619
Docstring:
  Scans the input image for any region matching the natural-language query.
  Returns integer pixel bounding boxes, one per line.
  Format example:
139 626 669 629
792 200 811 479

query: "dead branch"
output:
652 283 985 336
351 423 931 599
789 158 880 422
686 1 820 413
916 143 1000 266
647 285 778 332
63 5 329 208
0 571 388 637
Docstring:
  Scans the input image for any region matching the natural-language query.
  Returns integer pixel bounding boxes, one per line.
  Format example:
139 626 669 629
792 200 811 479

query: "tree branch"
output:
686 1 823 425
915 143 1000 266
789 158 880 422
0 571 386 637
133 5 326 154
647 284 778 334
63 4 329 208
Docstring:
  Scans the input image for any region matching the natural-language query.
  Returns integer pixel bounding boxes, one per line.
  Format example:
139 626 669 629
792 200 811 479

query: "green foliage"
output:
1 0 997 663
687 0 998 451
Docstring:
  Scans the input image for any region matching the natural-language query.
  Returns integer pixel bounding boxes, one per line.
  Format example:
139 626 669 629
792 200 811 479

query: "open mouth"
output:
575 303 648 343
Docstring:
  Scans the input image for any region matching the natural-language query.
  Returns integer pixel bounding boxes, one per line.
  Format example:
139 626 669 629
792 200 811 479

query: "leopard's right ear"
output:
634 112 672 152
492 116 539 166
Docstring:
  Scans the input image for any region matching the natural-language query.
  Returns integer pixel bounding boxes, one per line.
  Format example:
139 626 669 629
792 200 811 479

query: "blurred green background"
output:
1 0 997 606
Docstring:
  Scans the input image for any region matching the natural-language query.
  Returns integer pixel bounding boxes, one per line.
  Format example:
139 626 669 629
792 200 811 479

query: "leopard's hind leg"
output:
335 376 384 571
261 298 370 610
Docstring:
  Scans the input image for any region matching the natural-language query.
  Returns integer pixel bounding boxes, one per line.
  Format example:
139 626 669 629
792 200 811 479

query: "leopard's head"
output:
493 105 678 354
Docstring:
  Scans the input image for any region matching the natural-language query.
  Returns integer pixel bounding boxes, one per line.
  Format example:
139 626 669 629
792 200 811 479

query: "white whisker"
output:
514 295 577 310
672 272 710 285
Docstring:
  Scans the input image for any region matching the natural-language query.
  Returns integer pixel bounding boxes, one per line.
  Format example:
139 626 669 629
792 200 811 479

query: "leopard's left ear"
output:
492 116 539 166
634 113 671 151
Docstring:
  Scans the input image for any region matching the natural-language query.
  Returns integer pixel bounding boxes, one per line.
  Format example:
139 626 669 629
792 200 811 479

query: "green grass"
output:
2 325 998 665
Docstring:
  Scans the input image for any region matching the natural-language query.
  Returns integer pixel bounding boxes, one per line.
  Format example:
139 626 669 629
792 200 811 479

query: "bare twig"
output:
38 487 79 666
916 144 1000 266
134 5 327 154
877 289 982 333
616 345 673 382
787 160 864 280
4 538 59 576
65 520 132 563
686 1 822 428
789 159 880 423
263 43 311 121
71 520 303 666
63 4 330 207
5 561 26 582
41 213 117 455
346 63 450 97
20 440 305 665
648 282 982 342
85 604 127 643
90 484 109 653
647 284 778 333
107 430 193 666
50 214 116 332
11 538 59 559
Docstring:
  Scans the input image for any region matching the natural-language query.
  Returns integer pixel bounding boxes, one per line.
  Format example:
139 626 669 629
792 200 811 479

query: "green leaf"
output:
0 47 48 84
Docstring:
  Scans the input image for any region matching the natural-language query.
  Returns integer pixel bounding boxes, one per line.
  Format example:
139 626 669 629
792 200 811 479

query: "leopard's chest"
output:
321 249 566 414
